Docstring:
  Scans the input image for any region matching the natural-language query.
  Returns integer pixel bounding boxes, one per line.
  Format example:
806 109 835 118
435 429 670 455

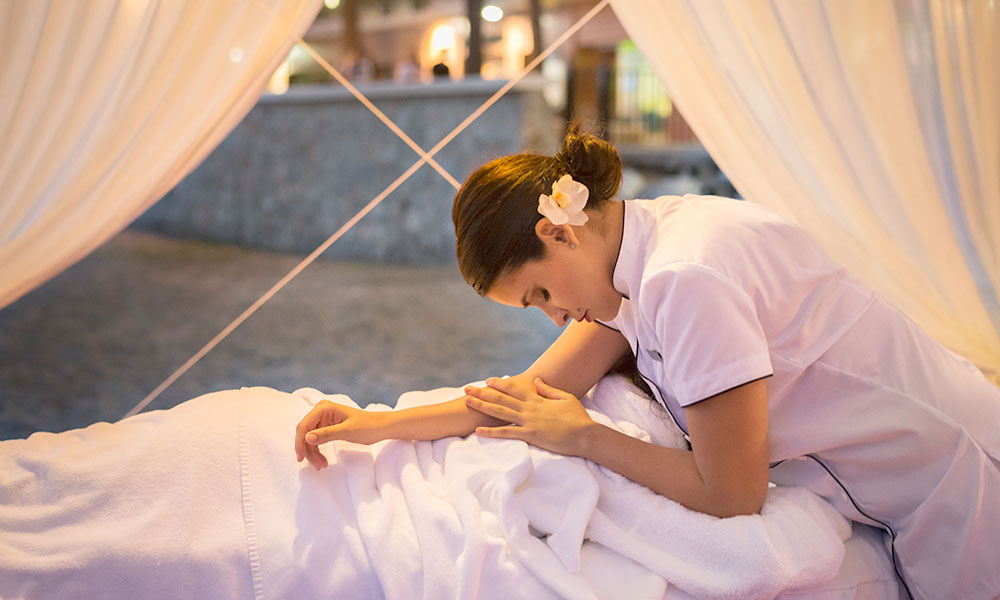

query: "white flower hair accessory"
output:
538 174 589 226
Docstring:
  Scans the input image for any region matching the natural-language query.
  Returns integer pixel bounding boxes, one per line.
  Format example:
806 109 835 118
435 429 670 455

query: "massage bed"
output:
0 376 905 599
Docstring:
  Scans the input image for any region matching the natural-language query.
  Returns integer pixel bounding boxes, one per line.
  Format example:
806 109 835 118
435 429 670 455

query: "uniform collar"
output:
611 200 650 301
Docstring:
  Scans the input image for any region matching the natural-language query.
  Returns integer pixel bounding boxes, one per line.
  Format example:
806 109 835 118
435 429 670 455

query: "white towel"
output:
0 378 849 599
0 390 256 600
579 377 853 599
382 377 851 599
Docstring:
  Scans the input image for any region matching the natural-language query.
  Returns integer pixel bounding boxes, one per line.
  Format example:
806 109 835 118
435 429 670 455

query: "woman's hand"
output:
294 399 387 470
464 377 597 457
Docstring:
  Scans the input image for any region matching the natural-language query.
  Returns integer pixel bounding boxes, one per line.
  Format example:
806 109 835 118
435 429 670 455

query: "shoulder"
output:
635 261 753 323
639 196 787 262
636 195 824 286
634 194 779 221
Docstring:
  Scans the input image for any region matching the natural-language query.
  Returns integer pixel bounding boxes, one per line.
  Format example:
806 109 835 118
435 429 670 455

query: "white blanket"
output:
0 377 850 599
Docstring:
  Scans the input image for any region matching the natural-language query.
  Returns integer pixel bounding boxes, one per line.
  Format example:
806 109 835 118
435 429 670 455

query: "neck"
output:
602 200 626 279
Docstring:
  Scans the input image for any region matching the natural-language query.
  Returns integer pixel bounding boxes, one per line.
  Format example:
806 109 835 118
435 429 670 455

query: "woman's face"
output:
486 247 622 326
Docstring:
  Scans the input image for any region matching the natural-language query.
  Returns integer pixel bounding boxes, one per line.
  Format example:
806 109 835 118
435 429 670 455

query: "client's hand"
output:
295 400 387 470
464 377 596 457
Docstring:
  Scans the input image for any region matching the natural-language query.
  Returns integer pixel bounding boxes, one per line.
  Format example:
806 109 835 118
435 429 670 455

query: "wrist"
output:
574 420 611 459
377 408 405 440
380 398 481 441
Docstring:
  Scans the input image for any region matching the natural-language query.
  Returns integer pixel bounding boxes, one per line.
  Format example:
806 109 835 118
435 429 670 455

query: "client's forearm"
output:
381 397 507 441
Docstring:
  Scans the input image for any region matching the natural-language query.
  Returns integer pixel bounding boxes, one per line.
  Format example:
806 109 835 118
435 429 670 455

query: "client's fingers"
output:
300 428 329 470
306 445 328 470
295 405 325 462
306 423 351 446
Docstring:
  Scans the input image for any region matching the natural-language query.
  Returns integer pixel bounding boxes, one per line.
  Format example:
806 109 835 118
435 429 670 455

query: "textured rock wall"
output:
133 77 557 264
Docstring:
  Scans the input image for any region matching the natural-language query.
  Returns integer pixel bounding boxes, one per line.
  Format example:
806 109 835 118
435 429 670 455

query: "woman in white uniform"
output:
296 130 1000 599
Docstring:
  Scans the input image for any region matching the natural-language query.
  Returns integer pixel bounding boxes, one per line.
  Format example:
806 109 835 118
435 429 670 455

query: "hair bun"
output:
555 126 622 204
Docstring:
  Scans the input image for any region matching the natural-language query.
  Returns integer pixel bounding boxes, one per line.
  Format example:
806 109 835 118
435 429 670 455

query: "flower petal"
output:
539 175 589 226
566 210 589 226
538 193 570 224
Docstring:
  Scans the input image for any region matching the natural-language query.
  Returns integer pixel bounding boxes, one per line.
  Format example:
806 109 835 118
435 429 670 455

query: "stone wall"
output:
132 77 557 264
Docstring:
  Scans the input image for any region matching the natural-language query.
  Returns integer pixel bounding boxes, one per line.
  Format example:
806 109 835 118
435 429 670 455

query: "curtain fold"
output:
609 0 1000 381
0 0 323 308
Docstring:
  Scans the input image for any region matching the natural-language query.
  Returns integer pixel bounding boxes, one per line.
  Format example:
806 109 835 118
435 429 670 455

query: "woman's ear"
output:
535 219 580 248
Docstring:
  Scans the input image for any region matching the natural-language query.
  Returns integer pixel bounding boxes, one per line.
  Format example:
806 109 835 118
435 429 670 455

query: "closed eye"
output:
521 288 551 308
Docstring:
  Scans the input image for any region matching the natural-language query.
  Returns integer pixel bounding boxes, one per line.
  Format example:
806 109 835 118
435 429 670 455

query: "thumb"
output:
306 424 343 445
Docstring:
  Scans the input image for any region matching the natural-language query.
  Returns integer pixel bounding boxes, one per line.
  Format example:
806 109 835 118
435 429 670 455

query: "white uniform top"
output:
601 196 1000 600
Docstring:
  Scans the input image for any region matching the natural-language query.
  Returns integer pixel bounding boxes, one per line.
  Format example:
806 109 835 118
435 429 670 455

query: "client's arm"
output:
296 321 629 470
294 398 502 469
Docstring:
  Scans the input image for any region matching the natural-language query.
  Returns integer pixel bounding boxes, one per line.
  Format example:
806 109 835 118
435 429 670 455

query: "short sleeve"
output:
640 263 772 406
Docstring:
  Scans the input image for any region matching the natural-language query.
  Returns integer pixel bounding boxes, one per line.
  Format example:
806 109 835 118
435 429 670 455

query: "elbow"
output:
709 499 764 519
704 484 767 518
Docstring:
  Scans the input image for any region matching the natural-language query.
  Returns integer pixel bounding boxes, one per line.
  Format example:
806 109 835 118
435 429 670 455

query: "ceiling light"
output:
482 5 503 22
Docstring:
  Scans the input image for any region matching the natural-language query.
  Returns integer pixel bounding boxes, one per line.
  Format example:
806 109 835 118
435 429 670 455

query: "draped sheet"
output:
0 378 854 600
608 0 1000 382
0 0 323 309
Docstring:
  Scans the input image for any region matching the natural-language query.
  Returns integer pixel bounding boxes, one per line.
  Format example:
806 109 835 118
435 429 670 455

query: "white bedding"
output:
0 377 900 599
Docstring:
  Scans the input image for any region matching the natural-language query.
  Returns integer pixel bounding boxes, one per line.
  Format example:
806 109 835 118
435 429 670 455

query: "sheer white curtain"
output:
609 0 1000 381
0 0 322 308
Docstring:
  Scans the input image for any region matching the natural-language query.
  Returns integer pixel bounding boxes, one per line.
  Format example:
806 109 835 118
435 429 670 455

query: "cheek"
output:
547 257 598 308
561 275 592 307
570 268 613 312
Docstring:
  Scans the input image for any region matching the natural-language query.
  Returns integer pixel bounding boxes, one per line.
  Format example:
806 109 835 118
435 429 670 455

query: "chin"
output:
590 309 611 322
598 305 622 322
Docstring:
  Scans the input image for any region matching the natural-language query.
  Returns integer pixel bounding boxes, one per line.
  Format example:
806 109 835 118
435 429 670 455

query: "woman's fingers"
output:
484 376 574 403
532 377 571 400
465 395 523 424
465 383 523 409
464 384 524 423
484 376 533 399
475 425 527 441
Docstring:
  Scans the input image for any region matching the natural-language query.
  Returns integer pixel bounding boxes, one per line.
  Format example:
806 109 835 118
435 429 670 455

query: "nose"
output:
540 303 569 327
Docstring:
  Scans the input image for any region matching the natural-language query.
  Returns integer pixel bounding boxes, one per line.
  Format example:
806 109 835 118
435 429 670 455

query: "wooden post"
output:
465 0 482 76
528 0 542 64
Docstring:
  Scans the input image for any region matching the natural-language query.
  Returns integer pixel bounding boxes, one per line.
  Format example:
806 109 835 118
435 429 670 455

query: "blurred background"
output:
0 0 736 440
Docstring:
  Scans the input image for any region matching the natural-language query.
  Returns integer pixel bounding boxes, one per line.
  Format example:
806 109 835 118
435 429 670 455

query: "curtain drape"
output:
0 0 322 309
609 0 999 381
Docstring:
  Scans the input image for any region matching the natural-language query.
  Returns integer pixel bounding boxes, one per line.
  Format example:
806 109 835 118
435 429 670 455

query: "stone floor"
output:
0 230 560 440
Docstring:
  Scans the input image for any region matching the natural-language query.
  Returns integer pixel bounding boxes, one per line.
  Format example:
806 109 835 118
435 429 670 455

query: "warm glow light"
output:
500 16 533 77
481 5 503 22
429 24 457 57
228 46 244 63
481 62 499 80
324 0 340 9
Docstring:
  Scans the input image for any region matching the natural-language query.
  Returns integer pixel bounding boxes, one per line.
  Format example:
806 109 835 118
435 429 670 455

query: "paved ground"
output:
0 230 560 440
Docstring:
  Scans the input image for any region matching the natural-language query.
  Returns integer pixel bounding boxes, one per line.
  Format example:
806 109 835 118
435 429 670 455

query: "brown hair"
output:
453 128 622 296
